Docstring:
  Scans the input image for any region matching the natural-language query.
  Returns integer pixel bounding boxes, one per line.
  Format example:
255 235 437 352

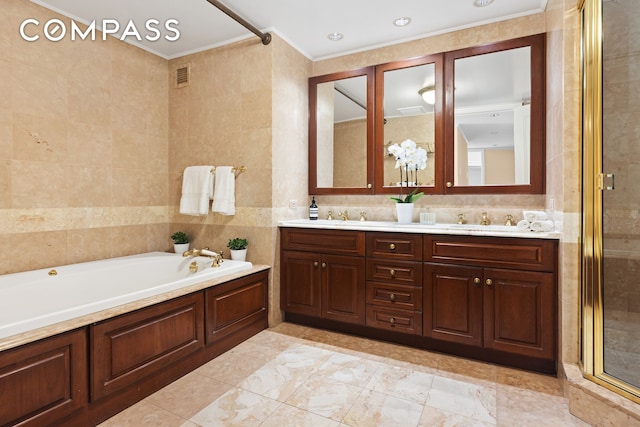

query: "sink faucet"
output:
183 247 224 267
480 212 490 226
505 214 514 226
457 213 466 224
338 210 349 221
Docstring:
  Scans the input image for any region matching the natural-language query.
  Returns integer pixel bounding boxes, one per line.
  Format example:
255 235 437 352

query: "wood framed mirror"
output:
308 67 375 195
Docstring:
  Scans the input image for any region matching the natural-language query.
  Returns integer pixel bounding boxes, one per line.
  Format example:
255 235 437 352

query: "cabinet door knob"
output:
446 181 453 188
485 278 493 286
389 293 396 301
389 317 396 325
389 269 396 278
389 243 396 250
473 277 481 287
313 261 319 267
321 262 327 269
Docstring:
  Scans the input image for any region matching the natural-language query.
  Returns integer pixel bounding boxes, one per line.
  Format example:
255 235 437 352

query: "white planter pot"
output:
174 243 189 254
230 249 247 261
396 203 414 224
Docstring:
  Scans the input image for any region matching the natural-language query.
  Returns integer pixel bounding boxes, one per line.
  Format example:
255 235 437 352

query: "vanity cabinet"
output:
365 232 423 334
424 235 557 362
280 225 558 373
0 329 87 427
281 228 366 325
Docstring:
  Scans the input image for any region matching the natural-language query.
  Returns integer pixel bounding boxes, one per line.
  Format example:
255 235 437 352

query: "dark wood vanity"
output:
280 227 557 374
0 269 269 427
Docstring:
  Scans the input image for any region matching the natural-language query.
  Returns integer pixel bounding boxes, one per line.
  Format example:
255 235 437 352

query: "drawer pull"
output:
389 293 396 302
473 277 481 287
389 317 396 325
389 243 396 250
389 269 396 278
314 261 319 267
485 278 493 286
321 262 327 269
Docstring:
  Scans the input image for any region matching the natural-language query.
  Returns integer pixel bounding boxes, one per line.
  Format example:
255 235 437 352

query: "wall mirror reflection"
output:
309 68 374 194
380 61 438 189
445 34 545 194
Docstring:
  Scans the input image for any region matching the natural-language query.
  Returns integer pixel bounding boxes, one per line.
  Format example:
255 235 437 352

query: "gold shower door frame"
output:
580 0 640 403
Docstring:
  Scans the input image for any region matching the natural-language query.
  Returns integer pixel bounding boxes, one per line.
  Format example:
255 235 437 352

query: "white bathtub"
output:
0 252 253 340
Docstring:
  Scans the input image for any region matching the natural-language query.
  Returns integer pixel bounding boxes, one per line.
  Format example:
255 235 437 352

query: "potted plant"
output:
388 139 427 224
227 238 248 261
171 231 190 254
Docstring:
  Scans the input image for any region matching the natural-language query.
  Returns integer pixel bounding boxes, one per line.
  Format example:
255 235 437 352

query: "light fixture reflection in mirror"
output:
418 86 435 104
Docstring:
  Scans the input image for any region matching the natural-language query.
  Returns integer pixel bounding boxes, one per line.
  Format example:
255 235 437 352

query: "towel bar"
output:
180 166 246 177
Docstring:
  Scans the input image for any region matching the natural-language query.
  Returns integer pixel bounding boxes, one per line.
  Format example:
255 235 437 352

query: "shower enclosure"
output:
582 0 640 401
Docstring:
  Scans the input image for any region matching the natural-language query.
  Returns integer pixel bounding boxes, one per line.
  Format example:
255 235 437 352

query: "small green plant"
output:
227 238 248 250
389 187 424 204
171 231 189 244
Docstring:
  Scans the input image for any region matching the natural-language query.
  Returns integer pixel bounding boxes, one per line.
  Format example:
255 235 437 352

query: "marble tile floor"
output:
99 323 589 427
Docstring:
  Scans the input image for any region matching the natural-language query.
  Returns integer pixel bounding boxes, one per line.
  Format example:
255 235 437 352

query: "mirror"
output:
308 34 545 196
445 34 545 194
375 55 443 194
309 68 374 194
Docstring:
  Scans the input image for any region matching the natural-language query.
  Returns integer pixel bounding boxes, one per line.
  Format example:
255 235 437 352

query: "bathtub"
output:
0 252 253 340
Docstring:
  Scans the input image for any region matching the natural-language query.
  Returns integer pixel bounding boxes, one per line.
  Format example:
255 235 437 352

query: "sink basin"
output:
437 223 518 232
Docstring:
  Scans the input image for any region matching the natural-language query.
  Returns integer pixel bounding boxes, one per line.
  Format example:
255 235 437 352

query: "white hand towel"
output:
179 166 213 216
517 219 531 231
212 166 235 215
530 220 554 232
523 210 548 222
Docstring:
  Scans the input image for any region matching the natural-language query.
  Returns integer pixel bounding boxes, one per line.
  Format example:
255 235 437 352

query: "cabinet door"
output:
424 263 483 346
322 254 366 325
0 329 87 427
483 268 555 360
281 250 322 316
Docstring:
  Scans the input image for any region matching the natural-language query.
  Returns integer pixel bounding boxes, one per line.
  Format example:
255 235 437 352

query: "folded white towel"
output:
517 219 531 231
530 220 554 232
523 210 548 222
179 166 213 216
212 166 235 215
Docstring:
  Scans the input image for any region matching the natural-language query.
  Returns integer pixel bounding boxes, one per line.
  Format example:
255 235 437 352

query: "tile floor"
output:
99 323 589 426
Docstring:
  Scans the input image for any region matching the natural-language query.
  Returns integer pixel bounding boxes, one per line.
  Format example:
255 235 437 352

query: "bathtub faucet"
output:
182 247 224 268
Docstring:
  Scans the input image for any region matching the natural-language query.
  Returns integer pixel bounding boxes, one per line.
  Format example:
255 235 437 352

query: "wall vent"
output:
176 64 190 88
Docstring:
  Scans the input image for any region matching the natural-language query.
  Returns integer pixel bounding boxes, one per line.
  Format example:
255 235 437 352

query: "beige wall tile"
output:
67 227 113 264
12 113 67 163
12 160 67 208
0 160 10 209
10 230 69 272
0 109 12 160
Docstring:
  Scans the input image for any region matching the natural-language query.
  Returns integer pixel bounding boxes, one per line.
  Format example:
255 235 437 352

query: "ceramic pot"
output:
230 249 247 261
174 243 189 254
396 203 414 224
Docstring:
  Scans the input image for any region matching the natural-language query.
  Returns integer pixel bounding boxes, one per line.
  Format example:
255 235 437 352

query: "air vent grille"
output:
176 64 190 88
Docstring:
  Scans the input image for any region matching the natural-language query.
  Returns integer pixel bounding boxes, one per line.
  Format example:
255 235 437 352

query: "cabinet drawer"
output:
366 282 422 310
366 306 422 335
366 232 422 260
366 259 422 285
281 228 365 255
424 235 557 272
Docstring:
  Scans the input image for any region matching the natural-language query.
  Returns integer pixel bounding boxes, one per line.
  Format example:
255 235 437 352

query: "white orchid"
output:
387 139 427 203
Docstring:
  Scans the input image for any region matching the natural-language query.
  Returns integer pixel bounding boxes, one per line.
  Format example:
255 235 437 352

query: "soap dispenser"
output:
309 197 318 220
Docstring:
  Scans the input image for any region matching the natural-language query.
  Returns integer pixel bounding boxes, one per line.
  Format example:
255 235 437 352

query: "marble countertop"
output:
278 219 561 240
0 265 271 353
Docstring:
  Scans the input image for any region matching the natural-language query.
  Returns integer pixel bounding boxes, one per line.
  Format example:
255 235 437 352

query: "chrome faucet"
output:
183 247 224 267
338 210 349 221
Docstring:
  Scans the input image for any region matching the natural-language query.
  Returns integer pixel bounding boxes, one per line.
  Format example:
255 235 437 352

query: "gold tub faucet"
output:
182 247 224 267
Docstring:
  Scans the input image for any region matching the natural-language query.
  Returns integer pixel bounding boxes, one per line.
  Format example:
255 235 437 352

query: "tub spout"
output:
182 248 224 268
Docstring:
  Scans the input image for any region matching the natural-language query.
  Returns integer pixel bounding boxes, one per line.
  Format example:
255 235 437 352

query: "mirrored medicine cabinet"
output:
309 34 546 196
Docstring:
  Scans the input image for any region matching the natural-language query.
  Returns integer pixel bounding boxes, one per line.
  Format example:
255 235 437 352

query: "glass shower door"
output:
601 0 640 389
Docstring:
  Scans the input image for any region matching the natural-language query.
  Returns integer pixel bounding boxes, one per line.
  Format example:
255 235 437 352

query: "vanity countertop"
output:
278 219 561 240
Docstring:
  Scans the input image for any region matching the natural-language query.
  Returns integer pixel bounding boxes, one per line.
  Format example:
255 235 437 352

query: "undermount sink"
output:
438 223 518 232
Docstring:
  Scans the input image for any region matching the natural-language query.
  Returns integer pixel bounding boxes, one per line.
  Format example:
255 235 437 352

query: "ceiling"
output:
30 0 548 60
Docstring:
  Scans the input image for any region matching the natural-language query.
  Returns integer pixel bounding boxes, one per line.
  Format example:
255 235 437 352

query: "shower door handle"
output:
600 173 615 190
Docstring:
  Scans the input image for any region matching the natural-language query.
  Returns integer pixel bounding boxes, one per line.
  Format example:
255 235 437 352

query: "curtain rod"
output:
205 0 271 45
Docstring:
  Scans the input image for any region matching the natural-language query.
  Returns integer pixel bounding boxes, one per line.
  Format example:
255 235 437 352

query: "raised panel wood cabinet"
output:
280 226 558 373
424 235 557 365
281 228 366 325
0 329 87 427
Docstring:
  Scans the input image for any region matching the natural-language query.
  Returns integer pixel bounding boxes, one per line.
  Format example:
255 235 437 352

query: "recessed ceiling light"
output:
473 0 494 7
393 17 411 27
327 32 344 41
